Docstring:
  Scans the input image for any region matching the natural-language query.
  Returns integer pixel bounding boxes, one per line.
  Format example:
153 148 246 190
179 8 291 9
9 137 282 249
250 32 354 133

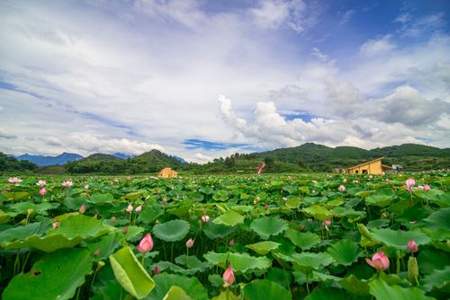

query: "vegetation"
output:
0 172 449 299
0 153 37 173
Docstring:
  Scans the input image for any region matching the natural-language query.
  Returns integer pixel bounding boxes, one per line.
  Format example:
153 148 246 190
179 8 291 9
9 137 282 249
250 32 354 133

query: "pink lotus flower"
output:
338 185 346 192
8 177 22 185
79 204 87 214
405 178 415 192
39 187 47 196
223 265 235 287
407 240 419 253
323 219 332 226
366 251 390 271
137 233 154 253
37 180 47 187
201 215 210 223
135 205 143 213
186 238 195 248
62 180 73 188
126 204 134 213
423 184 431 192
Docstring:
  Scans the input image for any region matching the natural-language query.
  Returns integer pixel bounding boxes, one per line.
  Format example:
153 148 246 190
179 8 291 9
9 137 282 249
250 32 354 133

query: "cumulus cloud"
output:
360 35 396 56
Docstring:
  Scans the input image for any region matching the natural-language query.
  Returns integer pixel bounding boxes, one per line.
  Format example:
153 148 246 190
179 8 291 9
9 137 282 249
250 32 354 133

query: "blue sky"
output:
0 0 449 162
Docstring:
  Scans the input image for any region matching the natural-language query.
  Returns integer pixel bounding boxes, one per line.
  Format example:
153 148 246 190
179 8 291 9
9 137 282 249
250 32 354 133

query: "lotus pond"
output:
0 173 449 300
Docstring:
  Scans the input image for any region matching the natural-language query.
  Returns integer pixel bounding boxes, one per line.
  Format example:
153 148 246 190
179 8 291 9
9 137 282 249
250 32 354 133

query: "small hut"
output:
346 157 392 175
158 167 177 178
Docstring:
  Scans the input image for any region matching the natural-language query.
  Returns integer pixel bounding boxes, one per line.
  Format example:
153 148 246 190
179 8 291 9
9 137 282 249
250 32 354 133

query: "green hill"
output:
0 152 37 173
65 150 184 174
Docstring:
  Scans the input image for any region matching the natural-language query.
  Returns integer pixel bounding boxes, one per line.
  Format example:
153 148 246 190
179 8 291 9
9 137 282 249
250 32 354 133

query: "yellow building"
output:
346 157 392 175
158 167 178 178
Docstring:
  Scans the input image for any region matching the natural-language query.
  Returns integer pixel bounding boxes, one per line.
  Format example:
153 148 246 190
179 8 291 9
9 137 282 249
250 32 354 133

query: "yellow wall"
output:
347 160 384 175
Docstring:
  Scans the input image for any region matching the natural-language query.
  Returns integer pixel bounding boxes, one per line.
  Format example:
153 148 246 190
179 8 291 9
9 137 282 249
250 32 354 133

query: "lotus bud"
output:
366 251 390 271
228 239 235 246
37 180 47 187
126 203 133 213
79 204 86 214
52 221 60 229
96 260 105 271
423 184 431 192
407 256 419 284
153 265 161 275
39 187 47 196
137 233 154 253
407 240 419 253
338 185 346 192
201 215 210 223
405 178 415 192
135 205 143 213
223 265 235 287
186 238 195 248
27 208 34 216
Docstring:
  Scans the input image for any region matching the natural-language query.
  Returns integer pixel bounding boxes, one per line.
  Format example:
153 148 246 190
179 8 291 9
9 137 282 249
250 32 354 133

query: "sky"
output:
0 0 450 163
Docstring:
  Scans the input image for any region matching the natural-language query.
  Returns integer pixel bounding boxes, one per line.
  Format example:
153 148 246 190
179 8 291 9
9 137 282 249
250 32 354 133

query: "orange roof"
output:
347 157 384 170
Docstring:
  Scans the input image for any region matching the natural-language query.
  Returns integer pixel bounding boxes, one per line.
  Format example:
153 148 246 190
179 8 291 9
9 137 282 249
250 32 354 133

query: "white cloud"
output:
360 35 396 57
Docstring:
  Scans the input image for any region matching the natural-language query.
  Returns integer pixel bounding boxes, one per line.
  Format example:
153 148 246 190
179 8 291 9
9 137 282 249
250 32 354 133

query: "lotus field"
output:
0 173 449 300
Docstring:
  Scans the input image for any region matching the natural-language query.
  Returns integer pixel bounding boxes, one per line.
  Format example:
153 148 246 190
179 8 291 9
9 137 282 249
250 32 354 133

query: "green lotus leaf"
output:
293 271 341 285
365 189 394 207
302 205 332 220
89 193 115 204
0 222 48 245
339 274 370 296
50 214 112 240
3 234 81 252
86 232 120 260
162 286 192 300
109 246 155 299
8 201 59 216
125 225 145 241
243 279 292 300
138 204 163 224
369 279 434 300
424 207 450 231
292 252 334 270
0 209 11 224
369 228 431 249
250 216 288 239
266 268 292 289
423 266 450 291
327 239 360 266
146 274 208 300
285 229 321 250
153 219 190 242
204 251 271 273
3 248 93 300
211 290 240 300
213 210 245 227
203 222 235 239
246 241 280 255
175 255 210 273
305 287 360 300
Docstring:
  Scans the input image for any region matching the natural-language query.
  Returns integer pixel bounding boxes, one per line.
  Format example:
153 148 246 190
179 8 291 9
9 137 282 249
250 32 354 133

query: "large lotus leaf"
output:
292 252 334 270
110 246 155 299
423 266 450 291
203 222 235 239
332 207 365 222
125 225 145 241
211 290 240 300
305 287 362 300
87 232 121 260
339 274 370 296
418 248 450 275
153 220 190 242
266 268 292 289
3 248 93 300
89 193 115 204
369 279 434 300
0 209 11 224
369 228 431 249
246 241 280 255
250 216 288 239
146 274 208 300
204 251 271 273
213 211 245 227
3 191 30 201
0 222 48 245
138 204 163 224
162 286 192 300
285 229 321 250
365 189 394 207
424 207 450 231
302 205 332 220
243 279 292 300
175 255 210 273
50 214 112 239
3 234 81 252
327 239 360 266
8 201 59 216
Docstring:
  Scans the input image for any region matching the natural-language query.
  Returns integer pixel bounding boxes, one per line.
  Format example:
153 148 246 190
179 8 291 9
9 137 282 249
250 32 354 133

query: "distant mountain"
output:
65 149 185 174
17 152 83 167
113 152 133 159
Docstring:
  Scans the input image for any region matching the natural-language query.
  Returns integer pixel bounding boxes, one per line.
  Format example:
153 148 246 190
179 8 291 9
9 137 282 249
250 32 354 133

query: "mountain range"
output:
3 143 450 173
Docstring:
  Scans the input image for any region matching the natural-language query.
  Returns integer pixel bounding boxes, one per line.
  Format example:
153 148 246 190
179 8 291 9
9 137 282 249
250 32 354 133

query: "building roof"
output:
347 157 384 170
